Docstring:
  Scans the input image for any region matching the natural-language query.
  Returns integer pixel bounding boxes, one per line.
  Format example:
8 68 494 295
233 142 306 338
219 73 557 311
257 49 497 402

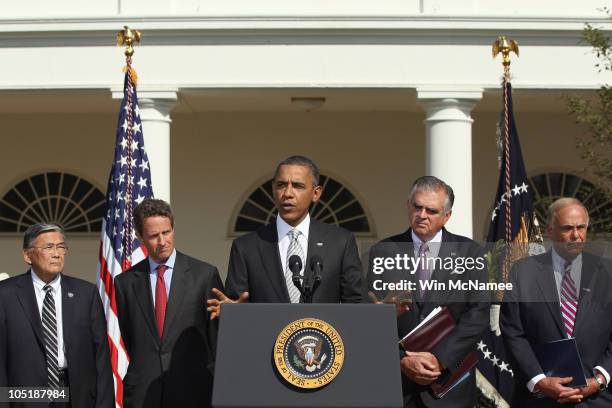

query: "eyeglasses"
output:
29 244 68 255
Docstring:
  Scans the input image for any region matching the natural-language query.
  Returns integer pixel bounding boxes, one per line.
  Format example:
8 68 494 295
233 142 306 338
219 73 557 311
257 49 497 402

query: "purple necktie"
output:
416 243 430 298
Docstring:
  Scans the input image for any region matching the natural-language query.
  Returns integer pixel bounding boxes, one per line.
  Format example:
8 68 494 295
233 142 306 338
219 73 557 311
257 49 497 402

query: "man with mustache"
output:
501 198 612 407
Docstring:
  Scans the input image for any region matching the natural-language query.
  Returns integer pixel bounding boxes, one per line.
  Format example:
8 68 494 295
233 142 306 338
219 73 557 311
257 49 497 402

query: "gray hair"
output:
546 197 589 226
23 223 65 249
274 155 320 186
408 176 455 213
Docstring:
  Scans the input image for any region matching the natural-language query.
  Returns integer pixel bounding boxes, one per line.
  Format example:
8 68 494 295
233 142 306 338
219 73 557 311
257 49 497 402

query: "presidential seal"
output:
273 318 344 389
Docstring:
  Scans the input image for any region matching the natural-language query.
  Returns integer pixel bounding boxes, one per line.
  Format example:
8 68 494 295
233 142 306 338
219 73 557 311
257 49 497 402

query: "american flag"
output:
97 66 153 408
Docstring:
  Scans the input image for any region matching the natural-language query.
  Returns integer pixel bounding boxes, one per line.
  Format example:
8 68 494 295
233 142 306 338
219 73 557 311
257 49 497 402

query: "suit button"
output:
419 314 425 321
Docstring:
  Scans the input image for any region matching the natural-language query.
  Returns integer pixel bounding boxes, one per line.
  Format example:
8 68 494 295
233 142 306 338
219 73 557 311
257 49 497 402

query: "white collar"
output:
411 228 443 246
31 268 61 291
277 213 311 241
551 247 582 270
148 248 177 273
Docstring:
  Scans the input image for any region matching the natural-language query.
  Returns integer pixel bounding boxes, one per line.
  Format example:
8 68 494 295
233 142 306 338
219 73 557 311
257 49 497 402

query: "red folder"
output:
399 307 478 398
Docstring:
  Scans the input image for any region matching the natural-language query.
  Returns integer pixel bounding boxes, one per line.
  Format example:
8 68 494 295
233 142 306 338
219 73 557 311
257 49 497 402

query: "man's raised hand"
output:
206 288 249 320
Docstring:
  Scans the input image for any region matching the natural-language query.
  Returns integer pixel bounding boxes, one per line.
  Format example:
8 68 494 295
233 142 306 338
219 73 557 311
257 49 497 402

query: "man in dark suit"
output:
501 198 612 407
367 176 489 408
208 155 363 315
0 223 114 408
114 199 224 408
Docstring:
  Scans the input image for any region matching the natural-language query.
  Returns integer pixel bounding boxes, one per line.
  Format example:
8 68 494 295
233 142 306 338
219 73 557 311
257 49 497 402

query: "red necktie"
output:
155 264 168 338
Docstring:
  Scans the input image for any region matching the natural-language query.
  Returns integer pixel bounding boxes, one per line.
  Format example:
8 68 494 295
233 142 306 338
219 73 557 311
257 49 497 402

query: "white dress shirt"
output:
277 214 310 287
148 249 176 307
551 248 582 306
31 270 66 369
527 249 609 392
411 229 443 259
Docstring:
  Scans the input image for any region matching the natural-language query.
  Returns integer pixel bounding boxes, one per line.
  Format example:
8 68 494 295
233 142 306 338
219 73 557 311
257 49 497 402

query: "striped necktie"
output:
560 261 578 338
285 229 304 303
42 284 60 388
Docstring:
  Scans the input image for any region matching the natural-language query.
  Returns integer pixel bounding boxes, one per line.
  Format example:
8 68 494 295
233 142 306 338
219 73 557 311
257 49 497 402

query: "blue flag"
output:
487 83 536 243
477 82 541 406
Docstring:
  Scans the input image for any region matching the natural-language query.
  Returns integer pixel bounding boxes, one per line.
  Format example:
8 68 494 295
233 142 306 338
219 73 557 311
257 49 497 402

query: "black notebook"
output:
532 338 587 388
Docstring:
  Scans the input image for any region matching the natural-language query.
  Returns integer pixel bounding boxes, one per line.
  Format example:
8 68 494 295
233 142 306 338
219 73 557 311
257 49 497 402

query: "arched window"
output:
528 172 612 234
233 174 372 236
0 172 106 233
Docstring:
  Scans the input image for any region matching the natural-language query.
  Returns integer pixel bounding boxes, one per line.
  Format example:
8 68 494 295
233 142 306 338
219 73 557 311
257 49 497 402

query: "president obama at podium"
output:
208 155 364 315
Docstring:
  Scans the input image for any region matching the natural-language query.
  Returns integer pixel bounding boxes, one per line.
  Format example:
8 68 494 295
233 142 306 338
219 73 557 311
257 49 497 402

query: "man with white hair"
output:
367 176 489 408
501 198 612 407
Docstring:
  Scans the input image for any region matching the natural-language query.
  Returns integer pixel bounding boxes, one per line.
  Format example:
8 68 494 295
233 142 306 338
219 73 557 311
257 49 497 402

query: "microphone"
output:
288 255 303 294
310 255 323 299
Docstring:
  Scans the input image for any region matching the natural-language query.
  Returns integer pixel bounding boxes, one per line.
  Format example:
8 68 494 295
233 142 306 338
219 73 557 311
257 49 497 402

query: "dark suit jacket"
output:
366 228 489 408
500 252 612 408
0 272 114 408
225 217 364 303
114 251 223 408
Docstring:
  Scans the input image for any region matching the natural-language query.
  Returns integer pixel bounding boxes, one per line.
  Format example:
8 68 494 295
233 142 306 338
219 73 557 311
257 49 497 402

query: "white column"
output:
113 89 178 203
416 88 483 238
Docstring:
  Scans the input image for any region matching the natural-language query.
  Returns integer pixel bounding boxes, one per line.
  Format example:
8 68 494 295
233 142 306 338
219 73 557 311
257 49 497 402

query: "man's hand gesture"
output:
368 291 411 318
206 289 249 320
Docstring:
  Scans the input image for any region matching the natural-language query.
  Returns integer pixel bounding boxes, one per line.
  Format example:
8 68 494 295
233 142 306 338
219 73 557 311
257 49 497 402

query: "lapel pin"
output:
317 242 324 247
582 288 591 292
67 292 74 298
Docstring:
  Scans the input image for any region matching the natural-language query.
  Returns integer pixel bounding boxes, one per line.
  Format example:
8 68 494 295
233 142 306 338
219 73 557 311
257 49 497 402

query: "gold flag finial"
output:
492 36 519 70
117 26 141 58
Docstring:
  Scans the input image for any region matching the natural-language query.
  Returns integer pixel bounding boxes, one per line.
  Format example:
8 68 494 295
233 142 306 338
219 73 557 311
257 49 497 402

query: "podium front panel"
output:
213 304 402 408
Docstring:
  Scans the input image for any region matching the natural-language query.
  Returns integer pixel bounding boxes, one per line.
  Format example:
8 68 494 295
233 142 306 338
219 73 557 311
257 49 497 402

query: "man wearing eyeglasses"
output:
0 223 114 408
366 176 489 408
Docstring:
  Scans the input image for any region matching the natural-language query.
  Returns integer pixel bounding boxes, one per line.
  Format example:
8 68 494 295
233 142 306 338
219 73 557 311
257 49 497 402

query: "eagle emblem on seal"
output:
293 335 328 372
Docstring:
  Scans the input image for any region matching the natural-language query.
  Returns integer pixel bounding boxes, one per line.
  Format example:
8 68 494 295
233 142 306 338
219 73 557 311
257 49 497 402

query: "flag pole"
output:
116 26 141 114
476 38 532 408
98 26 146 408
117 26 141 61
117 26 141 91
116 26 141 270
492 36 519 301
